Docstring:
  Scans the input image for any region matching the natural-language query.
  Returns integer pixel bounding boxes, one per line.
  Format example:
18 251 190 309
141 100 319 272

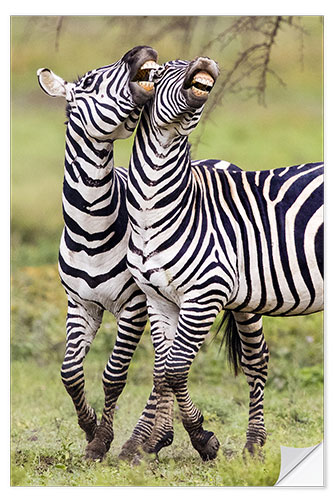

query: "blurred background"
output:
10 16 323 486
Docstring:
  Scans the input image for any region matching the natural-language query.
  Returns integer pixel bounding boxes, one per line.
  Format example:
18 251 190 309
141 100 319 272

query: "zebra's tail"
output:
218 310 242 376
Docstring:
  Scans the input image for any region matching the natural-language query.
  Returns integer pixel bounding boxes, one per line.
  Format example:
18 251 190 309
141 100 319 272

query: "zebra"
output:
37 46 162 461
120 158 269 461
125 56 324 461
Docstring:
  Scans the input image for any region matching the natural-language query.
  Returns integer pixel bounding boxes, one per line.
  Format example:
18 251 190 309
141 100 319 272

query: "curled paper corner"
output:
275 442 323 486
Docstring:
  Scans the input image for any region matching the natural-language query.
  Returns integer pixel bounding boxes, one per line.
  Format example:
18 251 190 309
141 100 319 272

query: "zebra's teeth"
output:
192 87 209 97
191 71 214 87
140 60 160 70
137 81 154 91
133 61 159 88
190 70 214 97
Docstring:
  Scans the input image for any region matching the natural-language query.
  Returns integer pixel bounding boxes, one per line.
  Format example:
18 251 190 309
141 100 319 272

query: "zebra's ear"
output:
37 68 69 98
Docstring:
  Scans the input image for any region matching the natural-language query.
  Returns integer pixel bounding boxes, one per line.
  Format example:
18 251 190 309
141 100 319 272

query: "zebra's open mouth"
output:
182 57 219 108
132 60 159 91
190 71 215 97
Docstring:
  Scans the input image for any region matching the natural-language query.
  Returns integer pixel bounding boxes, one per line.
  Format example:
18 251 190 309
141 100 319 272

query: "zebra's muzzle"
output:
128 46 159 106
131 60 159 92
182 57 219 108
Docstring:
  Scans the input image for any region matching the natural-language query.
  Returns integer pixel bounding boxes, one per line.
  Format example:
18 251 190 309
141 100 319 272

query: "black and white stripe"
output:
37 46 161 460
125 58 323 460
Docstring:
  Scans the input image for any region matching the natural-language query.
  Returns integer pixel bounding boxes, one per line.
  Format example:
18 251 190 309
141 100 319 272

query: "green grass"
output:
11 265 323 486
10 355 323 487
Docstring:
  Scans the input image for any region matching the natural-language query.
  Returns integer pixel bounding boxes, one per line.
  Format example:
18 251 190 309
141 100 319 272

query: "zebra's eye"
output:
82 75 95 89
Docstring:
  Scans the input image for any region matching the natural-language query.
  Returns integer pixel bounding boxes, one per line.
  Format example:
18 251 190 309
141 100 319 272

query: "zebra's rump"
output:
221 163 324 316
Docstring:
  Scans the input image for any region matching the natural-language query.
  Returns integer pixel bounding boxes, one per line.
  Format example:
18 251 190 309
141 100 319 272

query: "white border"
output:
4 2 331 497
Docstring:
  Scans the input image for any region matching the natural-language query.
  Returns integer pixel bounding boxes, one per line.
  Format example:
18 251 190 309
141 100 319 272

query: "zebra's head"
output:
148 57 219 144
37 46 159 140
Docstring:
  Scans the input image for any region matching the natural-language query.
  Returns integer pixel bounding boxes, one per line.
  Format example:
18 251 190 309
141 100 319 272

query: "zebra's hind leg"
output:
119 386 157 462
165 358 220 462
85 295 148 461
233 312 269 456
120 384 175 463
140 378 174 458
61 300 102 444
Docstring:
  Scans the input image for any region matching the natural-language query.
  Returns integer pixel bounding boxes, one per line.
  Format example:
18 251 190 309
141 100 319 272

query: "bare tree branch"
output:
256 16 282 105
55 16 64 52
27 15 310 154
192 16 294 153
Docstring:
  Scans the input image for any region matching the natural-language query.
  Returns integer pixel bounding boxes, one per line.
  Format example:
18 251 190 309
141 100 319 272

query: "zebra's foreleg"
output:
61 300 102 443
164 309 220 461
85 297 148 460
124 307 177 459
233 312 269 455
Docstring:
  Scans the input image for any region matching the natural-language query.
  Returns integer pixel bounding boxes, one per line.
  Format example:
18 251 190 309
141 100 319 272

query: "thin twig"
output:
55 16 64 52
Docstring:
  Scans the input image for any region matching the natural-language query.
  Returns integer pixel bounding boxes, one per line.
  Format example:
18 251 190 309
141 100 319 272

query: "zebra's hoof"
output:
131 453 142 466
243 441 265 461
153 431 174 454
243 441 256 456
142 430 174 455
119 439 141 461
85 438 108 461
193 431 220 461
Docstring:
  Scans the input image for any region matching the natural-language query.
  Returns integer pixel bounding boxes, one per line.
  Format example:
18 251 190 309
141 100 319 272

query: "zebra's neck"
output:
128 110 194 230
63 115 124 230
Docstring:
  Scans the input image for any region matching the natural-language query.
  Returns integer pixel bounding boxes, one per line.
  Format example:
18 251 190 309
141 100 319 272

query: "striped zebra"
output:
119 158 269 461
37 46 161 461
125 57 324 461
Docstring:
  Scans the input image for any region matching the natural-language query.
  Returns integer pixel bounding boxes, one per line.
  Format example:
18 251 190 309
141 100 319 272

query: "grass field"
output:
10 16 323 487
11 266 323 486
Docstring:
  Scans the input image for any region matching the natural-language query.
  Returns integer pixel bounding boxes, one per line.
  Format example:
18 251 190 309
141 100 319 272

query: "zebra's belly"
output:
227 282 324 316
59 246 137 315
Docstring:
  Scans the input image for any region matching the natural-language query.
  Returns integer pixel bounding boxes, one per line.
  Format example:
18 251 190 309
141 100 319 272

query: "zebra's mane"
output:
64 74 83 124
